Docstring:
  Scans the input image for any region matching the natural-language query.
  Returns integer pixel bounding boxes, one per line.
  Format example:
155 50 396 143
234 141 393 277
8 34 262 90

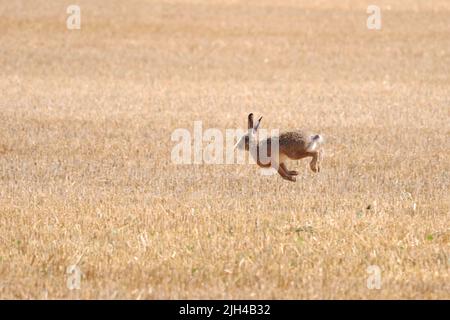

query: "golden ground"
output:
0 0 449 299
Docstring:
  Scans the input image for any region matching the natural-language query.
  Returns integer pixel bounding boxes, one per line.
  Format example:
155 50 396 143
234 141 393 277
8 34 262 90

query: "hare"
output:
235 113 324 182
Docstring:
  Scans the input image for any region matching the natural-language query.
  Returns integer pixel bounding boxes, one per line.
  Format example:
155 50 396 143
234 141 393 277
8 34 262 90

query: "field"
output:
0 0 449 299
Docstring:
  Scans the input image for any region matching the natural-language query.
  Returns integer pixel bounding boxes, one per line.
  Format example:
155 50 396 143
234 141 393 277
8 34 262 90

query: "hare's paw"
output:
285 175 297 182
310 162 319 173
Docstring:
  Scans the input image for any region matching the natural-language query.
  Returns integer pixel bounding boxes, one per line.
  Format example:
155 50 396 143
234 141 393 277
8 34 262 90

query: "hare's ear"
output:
248 113 254 130
253 116 263 132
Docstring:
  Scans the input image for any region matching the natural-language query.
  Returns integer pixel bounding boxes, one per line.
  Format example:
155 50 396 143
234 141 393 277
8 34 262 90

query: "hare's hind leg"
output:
309 150 322 173
277 163 296 182
280 163 298 176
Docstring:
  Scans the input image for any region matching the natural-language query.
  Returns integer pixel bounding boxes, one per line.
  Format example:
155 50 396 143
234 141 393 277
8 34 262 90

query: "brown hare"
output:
235 113 324 182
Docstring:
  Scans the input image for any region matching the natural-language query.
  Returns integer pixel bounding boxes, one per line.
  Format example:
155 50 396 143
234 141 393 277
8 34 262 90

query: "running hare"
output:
235 113 324 182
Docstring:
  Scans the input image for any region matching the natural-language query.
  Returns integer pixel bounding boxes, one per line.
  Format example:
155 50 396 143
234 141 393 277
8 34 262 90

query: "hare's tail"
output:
306 134 324 152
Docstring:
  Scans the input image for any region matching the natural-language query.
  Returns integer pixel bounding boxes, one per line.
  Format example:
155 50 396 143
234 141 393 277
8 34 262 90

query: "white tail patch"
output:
306 134 323 152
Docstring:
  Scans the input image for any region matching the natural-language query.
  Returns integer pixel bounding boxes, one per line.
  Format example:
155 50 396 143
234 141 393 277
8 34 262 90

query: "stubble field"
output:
0 0 449 299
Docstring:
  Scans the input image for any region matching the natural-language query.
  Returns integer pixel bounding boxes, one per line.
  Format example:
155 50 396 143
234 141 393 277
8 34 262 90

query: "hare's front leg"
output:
309 150 322 173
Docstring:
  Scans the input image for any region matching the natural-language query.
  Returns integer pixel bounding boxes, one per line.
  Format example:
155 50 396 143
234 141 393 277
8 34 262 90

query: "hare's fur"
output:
235 114 324 182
